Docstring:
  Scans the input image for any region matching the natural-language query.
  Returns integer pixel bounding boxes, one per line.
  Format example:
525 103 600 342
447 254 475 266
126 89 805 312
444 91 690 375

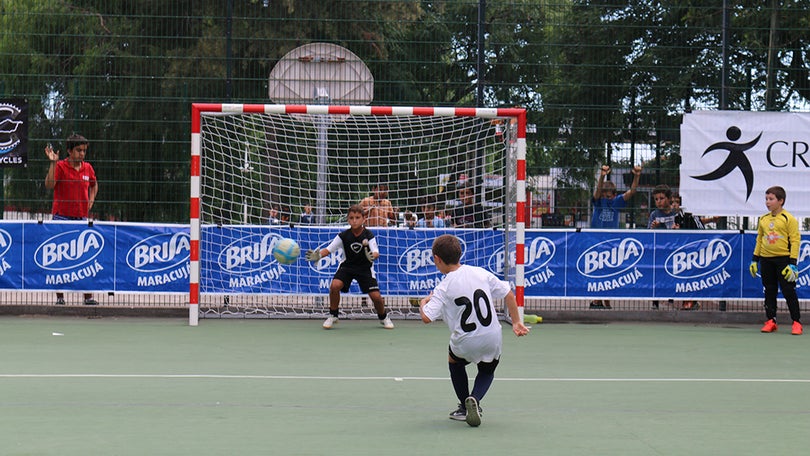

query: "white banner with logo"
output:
680 111 810 216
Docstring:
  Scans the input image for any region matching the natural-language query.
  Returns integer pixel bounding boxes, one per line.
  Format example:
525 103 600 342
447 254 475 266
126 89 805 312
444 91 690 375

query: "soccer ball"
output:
272 238 300 265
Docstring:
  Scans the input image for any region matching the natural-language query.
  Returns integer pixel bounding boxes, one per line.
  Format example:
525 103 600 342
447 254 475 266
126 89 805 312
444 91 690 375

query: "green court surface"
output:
1 316 808 456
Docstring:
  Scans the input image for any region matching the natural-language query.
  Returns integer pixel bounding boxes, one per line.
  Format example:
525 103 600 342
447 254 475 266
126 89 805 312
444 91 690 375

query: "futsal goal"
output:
189 103 527 326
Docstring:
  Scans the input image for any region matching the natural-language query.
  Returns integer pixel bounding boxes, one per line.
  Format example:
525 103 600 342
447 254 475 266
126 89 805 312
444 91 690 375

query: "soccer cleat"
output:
55 297 66 305
84 298 98 305
449 404 466 421
381 315 394 329
760 319 778 333
791 321 803 336
322 315 339 329
464 396 481 427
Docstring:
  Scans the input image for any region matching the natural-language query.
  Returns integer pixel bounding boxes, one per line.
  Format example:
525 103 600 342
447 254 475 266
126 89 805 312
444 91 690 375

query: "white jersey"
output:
422 264 511 363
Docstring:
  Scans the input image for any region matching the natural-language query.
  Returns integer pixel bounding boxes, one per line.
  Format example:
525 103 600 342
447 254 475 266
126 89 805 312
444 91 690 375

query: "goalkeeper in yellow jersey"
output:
749 186 802 335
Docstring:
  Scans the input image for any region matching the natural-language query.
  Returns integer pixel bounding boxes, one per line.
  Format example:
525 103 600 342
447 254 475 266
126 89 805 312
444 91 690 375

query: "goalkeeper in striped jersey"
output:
306 204 394 330
419 234 529 427
750 186 802 335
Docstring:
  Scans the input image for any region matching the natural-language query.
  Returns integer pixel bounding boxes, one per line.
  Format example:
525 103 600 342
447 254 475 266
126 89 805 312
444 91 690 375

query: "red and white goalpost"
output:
189 103 527 326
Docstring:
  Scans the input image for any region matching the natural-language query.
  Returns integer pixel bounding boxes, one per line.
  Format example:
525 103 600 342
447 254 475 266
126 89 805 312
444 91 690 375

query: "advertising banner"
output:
199 227 809 300
117 223 189 292
681 111 810 216
565 231 654 298
3 221 187 292
0 224 23 288
1 221 808 300
0 99 28 167
23 222 115 291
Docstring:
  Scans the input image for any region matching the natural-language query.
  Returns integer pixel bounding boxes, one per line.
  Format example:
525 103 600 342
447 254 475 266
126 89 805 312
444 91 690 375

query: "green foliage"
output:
1 1 809 221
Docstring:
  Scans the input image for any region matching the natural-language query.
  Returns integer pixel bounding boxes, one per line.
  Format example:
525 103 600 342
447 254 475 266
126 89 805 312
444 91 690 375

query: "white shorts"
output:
449 329 503 364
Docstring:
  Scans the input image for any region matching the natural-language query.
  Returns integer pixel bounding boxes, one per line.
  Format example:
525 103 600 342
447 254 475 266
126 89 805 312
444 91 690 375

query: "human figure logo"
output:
691 126 760 200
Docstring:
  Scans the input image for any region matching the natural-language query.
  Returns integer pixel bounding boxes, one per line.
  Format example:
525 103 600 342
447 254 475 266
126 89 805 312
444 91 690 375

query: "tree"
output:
0 0 427 221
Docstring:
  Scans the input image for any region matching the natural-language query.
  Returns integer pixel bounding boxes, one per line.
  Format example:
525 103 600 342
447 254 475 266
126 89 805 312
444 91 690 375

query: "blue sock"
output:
471 371 494 402
471 360 498 402
448 362 469 403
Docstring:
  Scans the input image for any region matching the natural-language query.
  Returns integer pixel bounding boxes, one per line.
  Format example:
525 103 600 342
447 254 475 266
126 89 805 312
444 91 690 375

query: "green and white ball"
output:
272 238 300 264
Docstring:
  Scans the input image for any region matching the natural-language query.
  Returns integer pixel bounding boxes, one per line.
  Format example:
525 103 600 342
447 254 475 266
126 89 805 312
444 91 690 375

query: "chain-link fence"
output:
1 1 807 317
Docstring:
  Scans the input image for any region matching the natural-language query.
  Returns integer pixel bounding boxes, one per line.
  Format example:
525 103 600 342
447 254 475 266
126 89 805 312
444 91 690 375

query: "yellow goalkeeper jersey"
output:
753 209 800 260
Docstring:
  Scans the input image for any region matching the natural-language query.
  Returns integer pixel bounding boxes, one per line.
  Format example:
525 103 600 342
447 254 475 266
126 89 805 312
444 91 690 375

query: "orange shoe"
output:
791 321 803 335
761 319 778 333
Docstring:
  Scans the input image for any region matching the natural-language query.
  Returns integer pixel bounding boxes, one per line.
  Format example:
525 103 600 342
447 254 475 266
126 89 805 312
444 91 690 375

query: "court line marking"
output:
0 374 808 383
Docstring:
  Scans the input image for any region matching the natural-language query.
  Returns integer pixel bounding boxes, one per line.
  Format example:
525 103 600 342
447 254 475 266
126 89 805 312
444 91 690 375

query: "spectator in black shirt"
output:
452 185 490 228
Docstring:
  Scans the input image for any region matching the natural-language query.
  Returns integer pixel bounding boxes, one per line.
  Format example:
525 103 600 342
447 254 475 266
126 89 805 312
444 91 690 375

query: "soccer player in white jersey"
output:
419 234 529 427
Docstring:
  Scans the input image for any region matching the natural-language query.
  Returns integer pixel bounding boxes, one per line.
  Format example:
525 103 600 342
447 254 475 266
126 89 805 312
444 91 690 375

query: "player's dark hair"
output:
652 184 672 199
348 204 364 216
66 133 88 151
766 186 786 203
432 234 462 265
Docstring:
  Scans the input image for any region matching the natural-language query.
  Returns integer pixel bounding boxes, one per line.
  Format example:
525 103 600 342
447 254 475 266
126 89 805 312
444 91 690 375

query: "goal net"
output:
189 104 527 326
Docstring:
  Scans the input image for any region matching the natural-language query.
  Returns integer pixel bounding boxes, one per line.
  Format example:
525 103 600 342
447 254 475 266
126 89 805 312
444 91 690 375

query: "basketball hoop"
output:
268 43 374 105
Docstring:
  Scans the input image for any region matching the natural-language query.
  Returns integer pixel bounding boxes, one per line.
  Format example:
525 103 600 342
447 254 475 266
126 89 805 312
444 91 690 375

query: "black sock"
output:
330 309 339 317
448 362 469 403
377 312 387 320
471 371 494 402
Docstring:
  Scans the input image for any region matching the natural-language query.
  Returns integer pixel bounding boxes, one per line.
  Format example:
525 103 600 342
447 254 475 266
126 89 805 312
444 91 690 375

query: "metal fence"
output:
1 1 807 317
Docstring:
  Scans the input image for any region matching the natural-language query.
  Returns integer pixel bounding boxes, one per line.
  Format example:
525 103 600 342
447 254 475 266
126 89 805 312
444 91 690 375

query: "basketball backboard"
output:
268 42 374 104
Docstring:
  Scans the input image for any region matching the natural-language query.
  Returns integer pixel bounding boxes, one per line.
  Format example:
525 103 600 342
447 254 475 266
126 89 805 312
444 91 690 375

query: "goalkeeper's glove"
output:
305 249 321 263
362 239 375 263
782 264 799 282
749 261 758 278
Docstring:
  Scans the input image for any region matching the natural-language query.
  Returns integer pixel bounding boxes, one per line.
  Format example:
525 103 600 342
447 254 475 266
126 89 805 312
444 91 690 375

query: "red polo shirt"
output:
52 159 97 218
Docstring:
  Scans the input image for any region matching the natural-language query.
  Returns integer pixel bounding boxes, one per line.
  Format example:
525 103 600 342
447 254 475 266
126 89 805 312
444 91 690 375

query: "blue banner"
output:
23 222 115 291
565 231 654 298
0 223 23 288
0 221 188 293
0 221 807 300
119 224 189 292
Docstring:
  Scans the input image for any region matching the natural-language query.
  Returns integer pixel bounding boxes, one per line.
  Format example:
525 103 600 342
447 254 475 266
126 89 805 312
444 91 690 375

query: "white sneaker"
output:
381 315 394 329
323 315 339 329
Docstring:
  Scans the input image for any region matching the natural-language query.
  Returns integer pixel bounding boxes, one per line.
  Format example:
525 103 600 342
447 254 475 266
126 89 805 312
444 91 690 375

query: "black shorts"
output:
334 265 379 293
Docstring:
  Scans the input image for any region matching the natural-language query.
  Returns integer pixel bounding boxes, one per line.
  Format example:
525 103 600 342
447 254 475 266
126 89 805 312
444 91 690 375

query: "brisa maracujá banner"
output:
0 222 806 300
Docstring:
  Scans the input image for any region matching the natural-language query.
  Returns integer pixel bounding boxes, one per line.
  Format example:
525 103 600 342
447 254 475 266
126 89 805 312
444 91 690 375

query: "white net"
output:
195 107 520 319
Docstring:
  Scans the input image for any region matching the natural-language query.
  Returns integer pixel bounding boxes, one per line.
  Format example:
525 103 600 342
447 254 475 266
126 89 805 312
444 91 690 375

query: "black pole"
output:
719 0 730 312
476 0 486 107
720 0 729 110
474 0 486 211
225 0 233 100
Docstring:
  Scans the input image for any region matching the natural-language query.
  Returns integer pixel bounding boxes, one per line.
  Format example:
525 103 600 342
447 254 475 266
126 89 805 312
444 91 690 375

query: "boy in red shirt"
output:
44 134 99 305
